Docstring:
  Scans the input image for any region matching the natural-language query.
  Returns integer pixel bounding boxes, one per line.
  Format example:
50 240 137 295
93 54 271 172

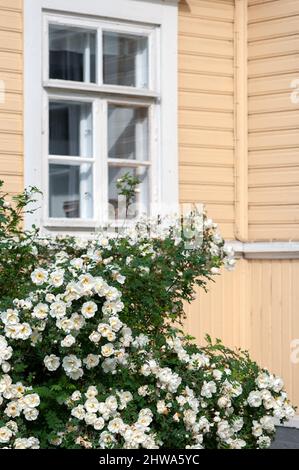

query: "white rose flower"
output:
231 417 244 433
109 317 123 332
101 343 115 357
62 355 82 373
6 420 18 434
85 412 97 426
102 358 117 374
118 391 133 406
252 420 263 437
50 301 67 319
45 293 55 303
89 331 101 344
247 390 262 408
71 405 85 420
4 401 21 418
49 269 65 288
260 415 275 432
105 396 118 411
138 386 149 397
70 258 84 270
81 301 98 319
201 381 217 399
272 377 284 393
31 268 48 286
85 398 100 413
106 331 116 342
97 323 112 337
108 418 124 434
217 420 233 441
99 431 116 448
78 274 94 291
213 369 223 381
23 393 40 408
24 408 39 421
229 439 246 449
84 354 100 370
217 396 231 409
94 417 105 431
284 404 295 420
1 310 19 325
0 426 13 443
67 368 83 380
61 335 76 348
71 391 82 401
16 323 32 340
44 354 60 371
257 435 271 449
256 372 271 389
71 313 85 331
32 303 49 320
85 386 98 399
157 400 167 415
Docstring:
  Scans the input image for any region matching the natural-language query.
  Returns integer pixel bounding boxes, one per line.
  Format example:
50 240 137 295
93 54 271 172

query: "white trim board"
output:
24 0 178 231
226 241 299 260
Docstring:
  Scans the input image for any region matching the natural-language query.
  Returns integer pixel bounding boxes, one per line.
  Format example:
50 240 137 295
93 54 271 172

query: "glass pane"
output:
49 101 92 157
103 32 148 88
49 163 93 218
108 166 149 220
49 24 96 83
108 105 148 161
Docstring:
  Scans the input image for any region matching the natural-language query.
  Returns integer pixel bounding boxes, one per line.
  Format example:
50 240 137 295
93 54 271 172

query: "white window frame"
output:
24 0 179 234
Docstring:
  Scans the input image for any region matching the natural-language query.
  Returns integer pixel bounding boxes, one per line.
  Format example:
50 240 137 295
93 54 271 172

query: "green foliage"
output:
0 181 41 303
116 171 141 213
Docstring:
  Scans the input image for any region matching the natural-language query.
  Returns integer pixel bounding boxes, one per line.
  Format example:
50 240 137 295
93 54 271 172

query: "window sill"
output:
43 80 159 100
43 218 99 229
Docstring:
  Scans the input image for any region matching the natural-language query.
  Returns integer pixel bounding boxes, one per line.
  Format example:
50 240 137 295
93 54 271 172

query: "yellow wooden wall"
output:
178 0 235 239
0 0 23 195
184 259 299 408
248 0 299 240
179 0 299 410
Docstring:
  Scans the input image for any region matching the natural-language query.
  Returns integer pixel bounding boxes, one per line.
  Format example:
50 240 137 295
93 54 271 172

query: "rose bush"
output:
0 185 295 449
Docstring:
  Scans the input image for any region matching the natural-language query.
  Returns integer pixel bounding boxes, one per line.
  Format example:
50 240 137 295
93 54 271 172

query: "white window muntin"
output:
105 97 154 222
42 12 159 227
43 13 158 93
43 92 158 228
43 92 98 227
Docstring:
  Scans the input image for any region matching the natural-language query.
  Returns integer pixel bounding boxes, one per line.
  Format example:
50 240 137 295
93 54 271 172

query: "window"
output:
43 13 158 225
24 0 178 233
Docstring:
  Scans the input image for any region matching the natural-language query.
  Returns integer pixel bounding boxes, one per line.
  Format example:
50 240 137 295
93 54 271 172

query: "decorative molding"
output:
226 241 299 259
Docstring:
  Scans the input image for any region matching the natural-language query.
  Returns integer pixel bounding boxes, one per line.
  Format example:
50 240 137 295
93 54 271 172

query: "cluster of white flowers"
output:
1 309 32 343
0 421 39 449
0 335 13 373
69 386 158 449
0 374 40 422
7 262 132 381
0 374 40 448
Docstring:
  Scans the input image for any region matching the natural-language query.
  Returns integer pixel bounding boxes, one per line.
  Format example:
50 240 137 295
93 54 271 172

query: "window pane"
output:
49 163 93 218
49 24 96 83
49 101 93 157
103 32 148 88
108 166 149 220
108 105 148 161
